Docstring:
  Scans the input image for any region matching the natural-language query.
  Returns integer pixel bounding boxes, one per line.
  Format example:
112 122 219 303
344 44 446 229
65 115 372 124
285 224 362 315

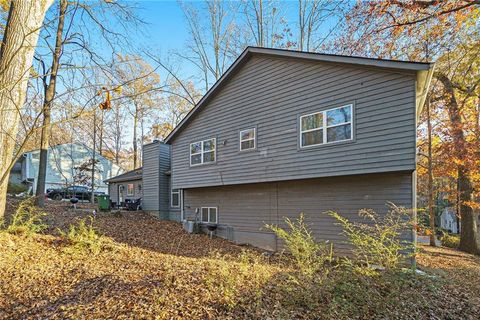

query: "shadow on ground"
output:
5 197 251 259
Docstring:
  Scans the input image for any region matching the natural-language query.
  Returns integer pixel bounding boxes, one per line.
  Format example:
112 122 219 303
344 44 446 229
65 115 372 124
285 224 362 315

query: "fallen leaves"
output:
0 198 479 319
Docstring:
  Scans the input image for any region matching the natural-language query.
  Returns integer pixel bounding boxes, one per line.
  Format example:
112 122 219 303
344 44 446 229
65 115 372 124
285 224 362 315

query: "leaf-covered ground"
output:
1 198 479 319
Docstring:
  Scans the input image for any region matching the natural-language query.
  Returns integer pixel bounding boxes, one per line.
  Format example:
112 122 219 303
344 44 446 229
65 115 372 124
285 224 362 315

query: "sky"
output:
137 1 189 54
130 0 319 80
34 0 345 159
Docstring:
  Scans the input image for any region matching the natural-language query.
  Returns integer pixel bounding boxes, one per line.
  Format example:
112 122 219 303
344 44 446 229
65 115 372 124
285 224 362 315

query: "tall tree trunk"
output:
114 106 121 165
426 97 436 246
437 73 480 254
140 116 144 167
91 110 97 203
133 103 138 169
99 109 104 156
299 0 304 51
0 0 54 218
256 0 263 47
35 0 67 207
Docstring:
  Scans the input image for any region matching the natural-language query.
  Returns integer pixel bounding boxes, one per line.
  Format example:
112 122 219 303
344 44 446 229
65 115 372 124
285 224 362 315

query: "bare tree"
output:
0 0 54 218
35 0 68 207
178 0 237 91
240 0 290 49
297 0 338 51
113 55 161 168
149 79 200 141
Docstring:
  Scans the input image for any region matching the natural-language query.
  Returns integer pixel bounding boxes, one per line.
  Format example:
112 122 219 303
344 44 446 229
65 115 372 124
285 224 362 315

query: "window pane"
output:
327 124 351 142
301 113 323 131
191 142 201 154
172 193 179 207
209 208 217 223
241 129 255 141
202 208 209 222
327 106 351 126
301 129 323 146
241 140 255 150
203 139 215 151
191 154 202 165
203 151 215 163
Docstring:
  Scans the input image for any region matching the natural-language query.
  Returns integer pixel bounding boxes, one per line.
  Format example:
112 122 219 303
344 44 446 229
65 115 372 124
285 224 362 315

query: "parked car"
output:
47 185 104 202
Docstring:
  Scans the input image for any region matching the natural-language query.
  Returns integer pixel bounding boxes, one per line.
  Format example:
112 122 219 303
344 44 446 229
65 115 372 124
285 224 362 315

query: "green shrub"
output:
204 250 272 311
327 203 413 270
5 197 47 236
7 182 29 194
59 216 106 253
266 213 333 277
440 232 460 248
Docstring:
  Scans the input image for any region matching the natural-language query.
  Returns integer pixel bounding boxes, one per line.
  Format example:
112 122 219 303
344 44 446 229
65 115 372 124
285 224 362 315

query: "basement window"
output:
171 189 180 208
190 138 216 166
300 104 353 147
201 207 217 224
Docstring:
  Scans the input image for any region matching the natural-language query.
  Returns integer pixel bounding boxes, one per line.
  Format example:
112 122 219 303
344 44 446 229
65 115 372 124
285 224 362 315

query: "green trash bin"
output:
97 194 110 211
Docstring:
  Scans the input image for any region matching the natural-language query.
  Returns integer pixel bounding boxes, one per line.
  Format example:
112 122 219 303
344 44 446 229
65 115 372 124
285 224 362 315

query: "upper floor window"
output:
171 189 180 208
300 104 352 148
190 138 216 166
239 128 256 151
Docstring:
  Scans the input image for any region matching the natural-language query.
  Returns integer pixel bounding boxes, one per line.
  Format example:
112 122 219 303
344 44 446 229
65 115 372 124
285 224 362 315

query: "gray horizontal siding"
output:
158 143 171 219
183 171 413 253
142 141 172 219
142 142 160 211
171 55 416 189
108 179 142 204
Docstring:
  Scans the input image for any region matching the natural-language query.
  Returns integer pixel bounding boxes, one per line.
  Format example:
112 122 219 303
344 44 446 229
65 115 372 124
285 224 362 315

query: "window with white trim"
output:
190 138 216 166
201 207 218 223
300 104 352 147
171 189 180 208
239 128 256 151
127 183 134 196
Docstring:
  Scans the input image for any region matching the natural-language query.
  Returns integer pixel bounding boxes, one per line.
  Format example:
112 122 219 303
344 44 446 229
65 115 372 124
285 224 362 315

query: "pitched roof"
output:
105 167 142 183
164 46 435 143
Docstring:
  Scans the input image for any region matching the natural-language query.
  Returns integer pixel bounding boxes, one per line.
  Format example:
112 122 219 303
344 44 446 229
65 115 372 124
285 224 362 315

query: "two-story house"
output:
163 47 434 252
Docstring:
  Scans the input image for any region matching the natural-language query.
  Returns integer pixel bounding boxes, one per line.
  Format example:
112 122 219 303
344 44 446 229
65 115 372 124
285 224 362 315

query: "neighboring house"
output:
9 143 123 194
105 141 172 217
440 207 459 234
105 168 143 206
161 47 434 252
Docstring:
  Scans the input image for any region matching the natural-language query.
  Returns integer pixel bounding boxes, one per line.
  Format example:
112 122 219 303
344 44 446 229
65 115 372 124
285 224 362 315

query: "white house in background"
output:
440 207 459 234
9 143 124 194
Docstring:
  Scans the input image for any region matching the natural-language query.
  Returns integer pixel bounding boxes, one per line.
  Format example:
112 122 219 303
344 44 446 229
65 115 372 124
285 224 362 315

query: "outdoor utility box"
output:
97 194 110 211
183 220 197 233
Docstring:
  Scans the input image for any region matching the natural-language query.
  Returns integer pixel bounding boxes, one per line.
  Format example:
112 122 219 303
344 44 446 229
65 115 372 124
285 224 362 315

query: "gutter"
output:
415 63 436 121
